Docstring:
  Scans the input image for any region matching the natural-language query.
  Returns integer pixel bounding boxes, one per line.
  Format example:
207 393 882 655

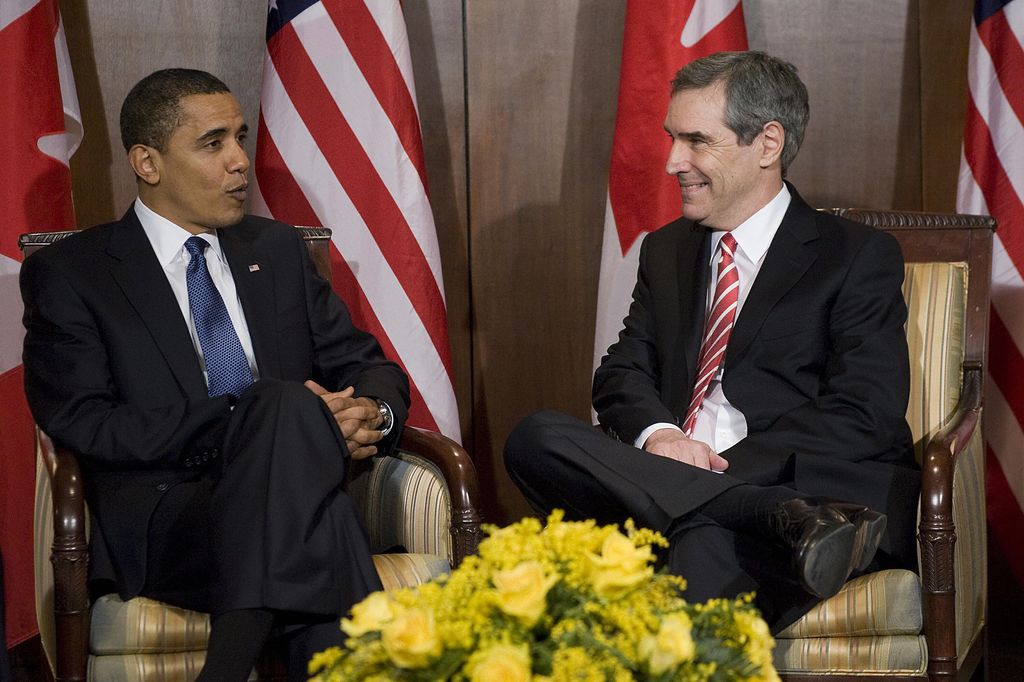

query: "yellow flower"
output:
639 612 695 675
734 609 779 681
381 606 442 668
340 591 395 638
588 530 653 599
492 560 558 626
307 646 343 675
465 642 532 682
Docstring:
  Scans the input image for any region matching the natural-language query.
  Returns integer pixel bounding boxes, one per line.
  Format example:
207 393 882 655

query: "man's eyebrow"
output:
196 123 248 143
679 131 712 143
196 127 229 143
663 126 713 144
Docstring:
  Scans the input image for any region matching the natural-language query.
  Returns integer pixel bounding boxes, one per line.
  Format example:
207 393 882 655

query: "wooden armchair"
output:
773 211 994 681
21 228 484 681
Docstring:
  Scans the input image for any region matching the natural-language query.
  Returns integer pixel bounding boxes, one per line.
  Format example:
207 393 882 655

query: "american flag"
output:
957 0 1024 588
0 0 81 647
253 0 460 441
593 0 748 372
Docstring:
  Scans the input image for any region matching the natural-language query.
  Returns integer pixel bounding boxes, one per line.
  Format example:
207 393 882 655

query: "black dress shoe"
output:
769 499 857 599
829 503 887 573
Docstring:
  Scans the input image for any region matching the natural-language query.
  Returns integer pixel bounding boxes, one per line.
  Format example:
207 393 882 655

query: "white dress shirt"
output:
635 184 791 455
135 198 260 387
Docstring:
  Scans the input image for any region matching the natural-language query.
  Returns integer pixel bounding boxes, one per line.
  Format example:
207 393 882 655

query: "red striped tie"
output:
682 233 739 437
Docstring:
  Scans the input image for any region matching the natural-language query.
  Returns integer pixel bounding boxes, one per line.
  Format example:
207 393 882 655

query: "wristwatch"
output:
375 399 394 436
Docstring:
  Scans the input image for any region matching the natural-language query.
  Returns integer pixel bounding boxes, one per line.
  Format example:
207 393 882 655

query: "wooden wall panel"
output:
919 0 972 212
404 0 472 444
745 0 922 210
60 0 266 228
466 0 626 522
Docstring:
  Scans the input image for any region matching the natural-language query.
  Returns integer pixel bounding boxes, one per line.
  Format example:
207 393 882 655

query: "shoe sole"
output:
849 511 887 573
800 521 856 599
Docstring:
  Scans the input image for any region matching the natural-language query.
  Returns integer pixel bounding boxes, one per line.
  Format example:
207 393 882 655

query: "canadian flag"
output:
593 0 748 371
0 0 81 648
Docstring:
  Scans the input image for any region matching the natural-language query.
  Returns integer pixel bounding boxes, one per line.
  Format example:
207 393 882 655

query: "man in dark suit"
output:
20 68 409 680
505 51 918 631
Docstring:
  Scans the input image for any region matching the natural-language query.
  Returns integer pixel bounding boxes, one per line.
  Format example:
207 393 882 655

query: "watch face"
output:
376 400 392 430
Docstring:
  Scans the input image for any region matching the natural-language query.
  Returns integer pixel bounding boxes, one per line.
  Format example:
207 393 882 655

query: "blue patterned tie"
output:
183 236 253 398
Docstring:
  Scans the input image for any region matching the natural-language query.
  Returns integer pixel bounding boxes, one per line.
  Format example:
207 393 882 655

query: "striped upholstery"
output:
348 451 454 563
372 553 451 592
87 651 223 682
774 635 928 677
902 263 966 455
36 446 455 680
952 426 986 660
776 262 979 677
777 570 922 638
90 597 209 654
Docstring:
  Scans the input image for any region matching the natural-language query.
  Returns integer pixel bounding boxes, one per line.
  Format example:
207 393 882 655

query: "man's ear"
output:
759 120 785 169
127 145 160 186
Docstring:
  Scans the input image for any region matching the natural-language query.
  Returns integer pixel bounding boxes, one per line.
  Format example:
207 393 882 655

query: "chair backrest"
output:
825 210 992 454
19 225 334 280
827 208 994 664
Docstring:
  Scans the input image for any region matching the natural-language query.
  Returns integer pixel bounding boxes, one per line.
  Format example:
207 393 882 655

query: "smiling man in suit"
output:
505 51 919 631
20 69 409 681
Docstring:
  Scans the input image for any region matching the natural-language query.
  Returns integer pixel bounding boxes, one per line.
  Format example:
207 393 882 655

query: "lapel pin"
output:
249 264 260 272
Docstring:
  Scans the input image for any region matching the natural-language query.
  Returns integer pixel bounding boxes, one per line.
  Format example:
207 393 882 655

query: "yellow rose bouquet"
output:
309 511 779 681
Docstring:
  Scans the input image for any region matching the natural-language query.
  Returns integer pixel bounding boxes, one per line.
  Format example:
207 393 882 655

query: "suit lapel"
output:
219 223 281 379
107 210 208 399
726 192 819 365
677 224 712 395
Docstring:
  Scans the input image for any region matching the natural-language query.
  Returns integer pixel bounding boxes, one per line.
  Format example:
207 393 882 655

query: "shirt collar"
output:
134 197 225 267
709 184 791 265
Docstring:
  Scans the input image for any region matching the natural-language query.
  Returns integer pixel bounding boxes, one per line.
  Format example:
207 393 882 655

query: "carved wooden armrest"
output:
917 363 982 679
37 430 90 682
397 427 484 565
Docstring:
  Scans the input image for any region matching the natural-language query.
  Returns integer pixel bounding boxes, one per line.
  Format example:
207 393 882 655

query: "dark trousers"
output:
142 378 381 635
504 409 818 631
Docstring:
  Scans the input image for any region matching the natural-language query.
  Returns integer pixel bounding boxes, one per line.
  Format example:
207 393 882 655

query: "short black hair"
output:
119 68 231 152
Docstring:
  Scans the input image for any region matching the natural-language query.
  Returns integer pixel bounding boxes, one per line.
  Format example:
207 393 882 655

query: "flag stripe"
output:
959 0 1024 590
253 118 442 433
268 24 450 360
986 448 1024 586
257 71 456 431
978 9 1024 127
292 3 445 294
985 310 1024 510
321 0 430 189
962 101 1024 276
254 1 460 441
329 246 441 433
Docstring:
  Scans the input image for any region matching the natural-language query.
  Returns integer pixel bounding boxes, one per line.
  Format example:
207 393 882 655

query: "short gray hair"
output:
671 51 809 175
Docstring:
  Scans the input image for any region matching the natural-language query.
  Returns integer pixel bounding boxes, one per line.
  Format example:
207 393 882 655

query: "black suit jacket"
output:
593 187 919 565
20 209 410 594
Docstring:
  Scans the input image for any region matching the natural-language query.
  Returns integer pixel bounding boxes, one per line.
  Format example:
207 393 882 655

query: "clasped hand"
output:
643 427 729 472
305 380 383 459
